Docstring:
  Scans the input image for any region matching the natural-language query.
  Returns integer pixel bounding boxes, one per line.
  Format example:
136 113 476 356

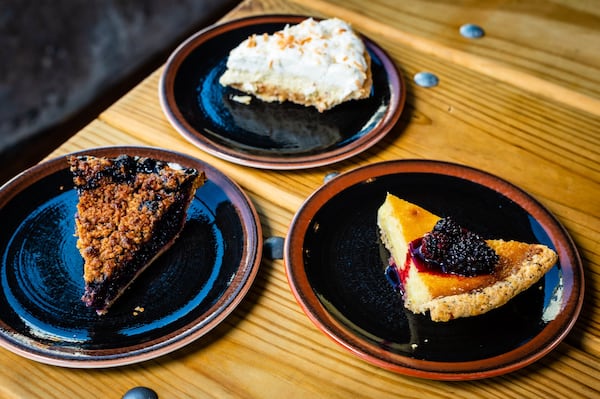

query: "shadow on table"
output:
0 0 240 186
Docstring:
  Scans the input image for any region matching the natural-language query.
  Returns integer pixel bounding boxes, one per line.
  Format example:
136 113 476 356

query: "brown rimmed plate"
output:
159 15 404 169
0 146 262 368
284 160 583 380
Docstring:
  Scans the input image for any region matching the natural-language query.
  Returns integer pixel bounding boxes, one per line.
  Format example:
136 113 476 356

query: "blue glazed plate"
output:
0 146 262 367
159 15 405 169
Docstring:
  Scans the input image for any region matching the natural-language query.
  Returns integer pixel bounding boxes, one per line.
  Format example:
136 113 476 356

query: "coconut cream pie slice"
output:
219 17 372 112
377 194 558 322
69 154 205 315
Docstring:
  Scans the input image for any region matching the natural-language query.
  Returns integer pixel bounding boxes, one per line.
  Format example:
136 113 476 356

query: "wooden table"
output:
1 0 599 397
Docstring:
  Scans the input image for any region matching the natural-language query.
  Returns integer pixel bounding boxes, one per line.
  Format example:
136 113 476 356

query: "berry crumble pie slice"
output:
69 154 205 315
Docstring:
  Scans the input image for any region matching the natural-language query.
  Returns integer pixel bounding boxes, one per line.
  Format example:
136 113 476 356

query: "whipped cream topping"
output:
219 18 371 111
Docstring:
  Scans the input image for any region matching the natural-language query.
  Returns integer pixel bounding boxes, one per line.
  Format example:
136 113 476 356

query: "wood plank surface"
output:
1 0 599 397
285 0 600 114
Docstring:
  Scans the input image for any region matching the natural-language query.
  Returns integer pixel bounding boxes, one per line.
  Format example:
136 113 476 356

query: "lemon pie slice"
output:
377 193 558 322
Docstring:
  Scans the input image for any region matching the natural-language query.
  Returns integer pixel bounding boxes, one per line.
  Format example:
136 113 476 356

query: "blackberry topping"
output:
419 217 499 276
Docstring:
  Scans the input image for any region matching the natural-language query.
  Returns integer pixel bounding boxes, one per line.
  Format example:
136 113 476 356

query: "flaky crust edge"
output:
422 240 558 322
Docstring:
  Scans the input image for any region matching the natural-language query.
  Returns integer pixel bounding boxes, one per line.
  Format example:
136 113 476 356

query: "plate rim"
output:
159 14 405 170
284 159 584 380
0 145 263 368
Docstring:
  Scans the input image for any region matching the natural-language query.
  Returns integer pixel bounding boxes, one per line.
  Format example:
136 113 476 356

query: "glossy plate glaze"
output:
159 15 404 169
0 146 262 368
284 160 583 380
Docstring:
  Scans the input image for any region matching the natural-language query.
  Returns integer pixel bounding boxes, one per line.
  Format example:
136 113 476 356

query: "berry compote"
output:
413 217 499 276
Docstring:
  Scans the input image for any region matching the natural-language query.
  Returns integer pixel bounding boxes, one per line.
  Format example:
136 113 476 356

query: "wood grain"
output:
286 0 600 114
2 0 599 397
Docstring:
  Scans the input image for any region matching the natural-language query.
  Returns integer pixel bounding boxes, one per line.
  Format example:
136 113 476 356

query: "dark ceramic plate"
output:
159 15 404 169
0 146 262 368
284 160 583 380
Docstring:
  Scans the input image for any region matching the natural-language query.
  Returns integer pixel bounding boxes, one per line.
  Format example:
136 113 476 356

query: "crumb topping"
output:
69 155 204 284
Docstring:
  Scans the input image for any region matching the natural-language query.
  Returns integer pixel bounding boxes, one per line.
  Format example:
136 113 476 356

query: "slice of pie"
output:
69 154 205 315
377 193 558 322
219 17 372 112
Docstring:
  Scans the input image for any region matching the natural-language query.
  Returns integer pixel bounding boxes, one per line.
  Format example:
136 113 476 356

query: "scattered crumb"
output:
411 343 418 350
231 95 252 105
133 306 145 316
